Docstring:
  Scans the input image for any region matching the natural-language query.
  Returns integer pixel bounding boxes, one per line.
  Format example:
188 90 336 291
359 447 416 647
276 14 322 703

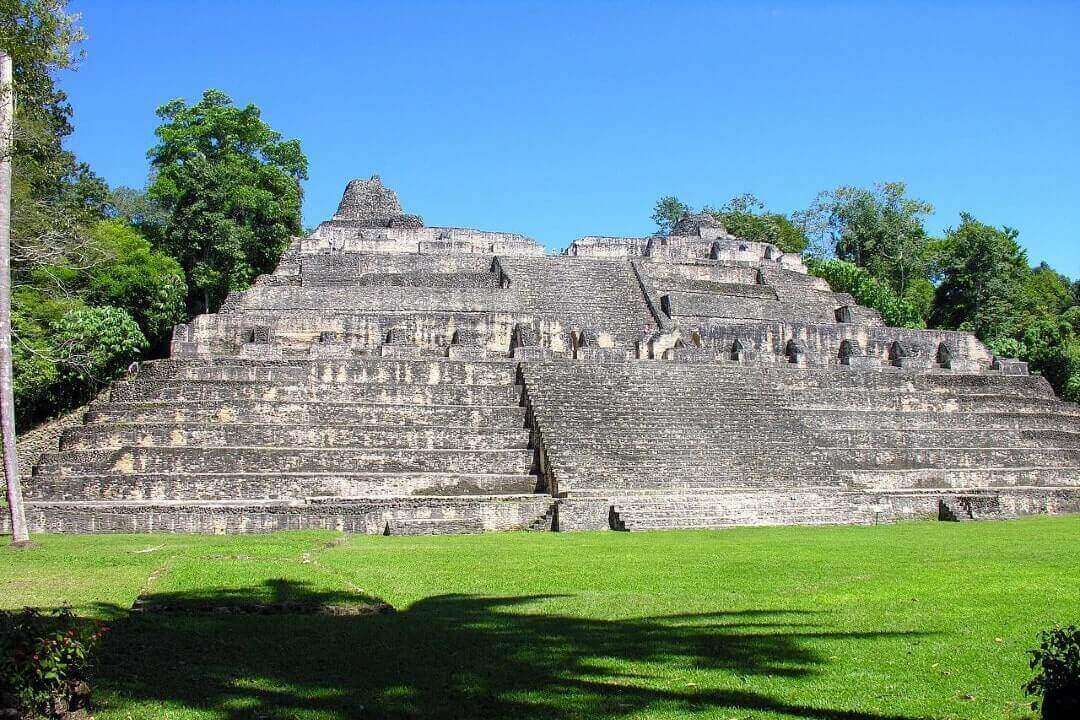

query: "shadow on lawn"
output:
87 581 929 720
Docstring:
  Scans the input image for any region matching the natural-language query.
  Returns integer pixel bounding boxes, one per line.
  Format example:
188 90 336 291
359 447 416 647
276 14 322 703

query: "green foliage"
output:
707 194 808 254
0 606 105 719
902 277 936 324
52 305 146 402
931 214 1030 339
148 89 307 312
80 220 186 347
807 258 924 328
1 0 108 263
1025 625 1080 719
650 195 690 235
105 185 169 243
10 288 83 423
9 219 183 425
651 193 808 253
11 310 59 422
1024 263 1075 319
798 182 933 299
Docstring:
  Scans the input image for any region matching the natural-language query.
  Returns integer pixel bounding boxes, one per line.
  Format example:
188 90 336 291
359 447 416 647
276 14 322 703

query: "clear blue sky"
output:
64 1 1078 274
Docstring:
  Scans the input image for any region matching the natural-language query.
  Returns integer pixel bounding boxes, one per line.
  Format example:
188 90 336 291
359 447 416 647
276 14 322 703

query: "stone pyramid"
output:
12 177 1080 533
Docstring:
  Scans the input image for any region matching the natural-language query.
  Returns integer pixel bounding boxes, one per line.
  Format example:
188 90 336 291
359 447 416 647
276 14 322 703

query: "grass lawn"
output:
2 517 1078 720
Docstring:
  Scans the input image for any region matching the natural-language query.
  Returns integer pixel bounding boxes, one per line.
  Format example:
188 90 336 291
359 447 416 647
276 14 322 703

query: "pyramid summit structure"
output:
11 177 1080 534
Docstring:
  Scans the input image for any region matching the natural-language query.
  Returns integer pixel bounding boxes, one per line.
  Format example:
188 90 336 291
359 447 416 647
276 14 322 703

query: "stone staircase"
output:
12 176 1080 535
522 361 1080 531
22 358 553 533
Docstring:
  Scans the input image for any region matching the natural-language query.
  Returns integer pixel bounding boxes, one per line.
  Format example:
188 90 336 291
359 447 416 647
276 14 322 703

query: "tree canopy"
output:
930 213 1030 339
797 182 935 319
147 89 308 312
650 194 808 253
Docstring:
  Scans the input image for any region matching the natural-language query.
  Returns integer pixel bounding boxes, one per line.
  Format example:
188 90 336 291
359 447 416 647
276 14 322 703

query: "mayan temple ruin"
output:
11 176 1080 533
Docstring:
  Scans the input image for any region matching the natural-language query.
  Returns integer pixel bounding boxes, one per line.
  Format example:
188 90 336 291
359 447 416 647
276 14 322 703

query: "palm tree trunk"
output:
0 51 30 545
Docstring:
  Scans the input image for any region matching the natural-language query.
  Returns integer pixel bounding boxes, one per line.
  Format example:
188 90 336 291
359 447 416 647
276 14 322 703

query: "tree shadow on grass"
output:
87 581 931 720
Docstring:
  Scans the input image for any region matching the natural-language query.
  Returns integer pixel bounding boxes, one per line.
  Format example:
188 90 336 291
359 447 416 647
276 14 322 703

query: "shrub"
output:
0 607 105 719
806 258 924 328
81 220 187 348
1025 625 1080 719
52 306 147 403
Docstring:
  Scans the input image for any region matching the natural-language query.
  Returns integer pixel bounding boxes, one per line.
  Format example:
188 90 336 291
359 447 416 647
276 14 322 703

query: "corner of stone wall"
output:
516 363 557 496
15 392 105 479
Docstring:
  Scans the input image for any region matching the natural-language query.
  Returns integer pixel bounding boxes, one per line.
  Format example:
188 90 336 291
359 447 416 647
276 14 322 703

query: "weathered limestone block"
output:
889 341 932 370
839 339 881 369
447 328 490 360
993 357 1030 376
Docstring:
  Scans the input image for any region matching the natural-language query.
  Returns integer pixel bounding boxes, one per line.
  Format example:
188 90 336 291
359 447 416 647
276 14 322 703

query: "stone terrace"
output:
9 176 1080 534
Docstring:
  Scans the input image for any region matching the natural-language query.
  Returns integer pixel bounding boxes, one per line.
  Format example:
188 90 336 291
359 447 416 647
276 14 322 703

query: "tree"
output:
1 49 29 544
807 258 924 328
1 0 107 276
706 194 808 254
651 195 689 235
1023 262 1074 320
148 90 307 312
931 213 1030 341
651 193 808 253
51 305 145 403
75 219 185 349
797 182 934 303
105 184 168 242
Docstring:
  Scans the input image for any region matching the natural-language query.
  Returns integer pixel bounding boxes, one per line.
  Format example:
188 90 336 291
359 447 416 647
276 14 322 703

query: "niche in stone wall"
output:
936 343 954 369
731 338 754 362
888 341 908 367
838 339 860 365
786 339 809 366
660 295 674 318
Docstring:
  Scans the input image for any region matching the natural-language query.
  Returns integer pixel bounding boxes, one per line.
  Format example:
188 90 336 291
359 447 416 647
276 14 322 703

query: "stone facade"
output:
8 178 1080 534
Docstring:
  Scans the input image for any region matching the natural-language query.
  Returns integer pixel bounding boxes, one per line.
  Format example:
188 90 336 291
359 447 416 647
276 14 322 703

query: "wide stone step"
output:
85 401 526 427
1022 429 1080 447
61 423 530 452
807 431 1041 446
12 494 554 534
790 396 1080 415
110 381 520 406
796 410 1076 432
842 466 1080 490
611 496 881 529
27 471 540 501
807 428 1078 449
535 372 1054 400
824 446 1080 470
136 358 517 386
35 447 534 477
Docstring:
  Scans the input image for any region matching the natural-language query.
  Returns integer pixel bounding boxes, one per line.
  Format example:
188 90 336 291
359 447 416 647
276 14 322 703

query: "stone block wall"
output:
17 176 1080 534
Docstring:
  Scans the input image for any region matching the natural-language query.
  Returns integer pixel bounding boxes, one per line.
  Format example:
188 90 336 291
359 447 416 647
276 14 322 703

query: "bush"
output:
1025 625 1080 719
10 290 86 428
806 258 925 328
52 306 147 403
81 220 187 348
0 607 105 719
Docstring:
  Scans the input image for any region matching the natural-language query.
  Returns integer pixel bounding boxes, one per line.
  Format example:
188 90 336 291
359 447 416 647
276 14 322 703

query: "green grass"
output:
2 518 1078 719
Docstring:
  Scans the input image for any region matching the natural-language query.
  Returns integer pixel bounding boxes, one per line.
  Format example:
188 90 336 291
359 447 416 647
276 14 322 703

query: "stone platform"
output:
9 176 1080 533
